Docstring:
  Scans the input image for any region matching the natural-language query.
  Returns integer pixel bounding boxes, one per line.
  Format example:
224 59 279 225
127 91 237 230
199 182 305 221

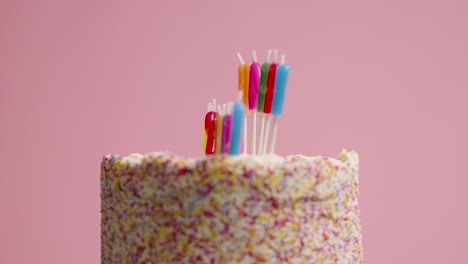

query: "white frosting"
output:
118 150 354 168
119 152 285 164
121 153 144 165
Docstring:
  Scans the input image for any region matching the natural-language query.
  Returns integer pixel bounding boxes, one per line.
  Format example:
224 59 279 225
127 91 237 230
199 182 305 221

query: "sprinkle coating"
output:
101 150 362 263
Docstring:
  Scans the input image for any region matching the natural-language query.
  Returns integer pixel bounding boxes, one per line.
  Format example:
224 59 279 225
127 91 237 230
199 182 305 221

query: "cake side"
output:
101 150 362 263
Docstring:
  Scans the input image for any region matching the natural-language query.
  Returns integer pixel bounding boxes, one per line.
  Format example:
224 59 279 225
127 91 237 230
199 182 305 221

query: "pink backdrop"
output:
1 0 467 263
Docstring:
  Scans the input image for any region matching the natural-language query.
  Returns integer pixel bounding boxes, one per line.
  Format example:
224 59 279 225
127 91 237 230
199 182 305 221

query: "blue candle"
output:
271 63 290 117
229 93 245 155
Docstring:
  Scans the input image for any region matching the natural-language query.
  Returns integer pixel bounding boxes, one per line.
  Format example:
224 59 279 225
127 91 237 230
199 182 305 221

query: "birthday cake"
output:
101 50 362 263
100 150 362 263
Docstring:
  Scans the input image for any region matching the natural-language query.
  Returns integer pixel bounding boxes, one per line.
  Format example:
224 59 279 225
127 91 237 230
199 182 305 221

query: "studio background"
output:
1 0 467 263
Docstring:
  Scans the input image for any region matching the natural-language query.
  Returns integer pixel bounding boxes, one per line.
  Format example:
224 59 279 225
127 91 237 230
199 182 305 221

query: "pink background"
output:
1 0 467 263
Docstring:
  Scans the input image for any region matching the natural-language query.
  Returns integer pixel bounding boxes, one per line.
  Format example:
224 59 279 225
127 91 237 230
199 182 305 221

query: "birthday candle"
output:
257 50 272 155
237 53 249 105
261 49 278 154
237 55 244 92
249 51 261 155
249 51 261 111
222 115 231 153
203 102 211 154
263 49 278 114
270 54 290 154
204 102 217 155
257 50 271 113
237 53 250 154
215 105 225 154
229 92 245 155
223 103 233 154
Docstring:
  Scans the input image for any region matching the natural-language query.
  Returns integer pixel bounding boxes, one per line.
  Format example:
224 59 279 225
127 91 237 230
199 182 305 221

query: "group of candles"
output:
203 49 290 156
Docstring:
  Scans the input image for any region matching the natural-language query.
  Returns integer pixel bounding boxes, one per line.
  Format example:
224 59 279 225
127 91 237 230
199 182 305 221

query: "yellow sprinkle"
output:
211 172 225 180
114 160 122 168
290 222 299 231
212 198 220 207
125 216 133 226
195 205 203 216
202 176 211 184
270 174 280 186
278 229 285 237
252 178 262 186
228 174 237 182
292 203 298 210
258 213 268 221
113 178 120 191
185 248 191 257
208 228 215 236
174 209 183 216
248 243 254 251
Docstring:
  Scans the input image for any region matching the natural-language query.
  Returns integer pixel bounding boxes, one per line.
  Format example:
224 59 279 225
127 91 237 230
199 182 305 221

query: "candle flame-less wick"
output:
236 52 245 64
266 50 272 63
237 90 243 101
252 50 258 63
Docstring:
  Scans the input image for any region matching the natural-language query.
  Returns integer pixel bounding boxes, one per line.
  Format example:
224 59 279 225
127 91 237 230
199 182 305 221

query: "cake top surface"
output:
101 149 358 203
106 149 358 168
